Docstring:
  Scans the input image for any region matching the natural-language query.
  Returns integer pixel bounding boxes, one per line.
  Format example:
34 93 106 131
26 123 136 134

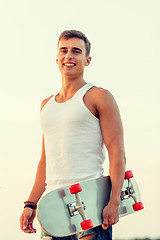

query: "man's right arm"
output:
20 134 46 233
27 135 46 204
20 97 52 233
23 96 54 203
20 96 54 233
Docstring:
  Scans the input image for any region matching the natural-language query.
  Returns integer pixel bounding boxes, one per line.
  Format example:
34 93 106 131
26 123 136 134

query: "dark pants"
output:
41 226 112 240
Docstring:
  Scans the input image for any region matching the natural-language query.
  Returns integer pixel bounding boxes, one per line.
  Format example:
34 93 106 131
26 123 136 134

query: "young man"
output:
20 30 126 240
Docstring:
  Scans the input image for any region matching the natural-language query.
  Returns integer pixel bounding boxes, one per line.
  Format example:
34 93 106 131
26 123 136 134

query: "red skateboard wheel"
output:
69 183 82 194
81 219 93 230
133 202 144 211
125 170 134 179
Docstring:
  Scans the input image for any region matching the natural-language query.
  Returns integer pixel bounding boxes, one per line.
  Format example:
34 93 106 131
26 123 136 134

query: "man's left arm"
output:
94 88 126 229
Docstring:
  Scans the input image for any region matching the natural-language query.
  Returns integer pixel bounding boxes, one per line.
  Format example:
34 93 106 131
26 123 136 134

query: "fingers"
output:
20 209 37 233
102 216 118 230
102 224 108 230
21 219 36 233
22 214 29 231
28 223 37 233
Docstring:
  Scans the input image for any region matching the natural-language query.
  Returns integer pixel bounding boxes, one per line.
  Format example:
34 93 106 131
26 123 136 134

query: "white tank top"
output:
40 83 105 193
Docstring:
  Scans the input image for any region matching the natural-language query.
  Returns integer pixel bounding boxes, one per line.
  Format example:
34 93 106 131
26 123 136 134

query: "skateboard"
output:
37 170 144 237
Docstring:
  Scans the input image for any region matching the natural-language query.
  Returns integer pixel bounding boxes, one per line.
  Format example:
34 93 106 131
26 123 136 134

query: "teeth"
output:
64 63 75 66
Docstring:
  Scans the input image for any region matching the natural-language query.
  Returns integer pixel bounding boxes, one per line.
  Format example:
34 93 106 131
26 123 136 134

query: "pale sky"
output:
0 0 160 239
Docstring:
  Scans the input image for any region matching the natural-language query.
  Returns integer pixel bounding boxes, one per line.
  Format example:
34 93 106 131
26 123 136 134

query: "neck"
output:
59 76 86 99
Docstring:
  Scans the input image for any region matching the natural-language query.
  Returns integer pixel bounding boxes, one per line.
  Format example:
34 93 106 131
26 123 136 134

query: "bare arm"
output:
20 98 51 233
27 135 46 203
20 135 46 233
94 88 126 229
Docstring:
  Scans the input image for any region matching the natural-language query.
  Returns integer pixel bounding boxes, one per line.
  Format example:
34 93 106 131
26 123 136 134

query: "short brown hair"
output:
58 30 91 57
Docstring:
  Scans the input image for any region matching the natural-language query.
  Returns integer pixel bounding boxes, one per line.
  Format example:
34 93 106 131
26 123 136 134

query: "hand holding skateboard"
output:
102 199 119 229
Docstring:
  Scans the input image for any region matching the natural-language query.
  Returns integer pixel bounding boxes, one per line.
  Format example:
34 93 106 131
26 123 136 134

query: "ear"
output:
85 56 91 66
56 57 58 64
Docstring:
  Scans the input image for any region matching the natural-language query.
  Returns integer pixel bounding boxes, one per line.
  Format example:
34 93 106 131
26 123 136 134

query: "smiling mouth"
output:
63 63 76 67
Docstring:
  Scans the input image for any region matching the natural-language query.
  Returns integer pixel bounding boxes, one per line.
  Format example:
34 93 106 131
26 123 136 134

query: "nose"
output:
65 50 73 59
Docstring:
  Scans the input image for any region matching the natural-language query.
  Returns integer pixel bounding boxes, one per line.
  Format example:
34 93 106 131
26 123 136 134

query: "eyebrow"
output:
59 47 82 52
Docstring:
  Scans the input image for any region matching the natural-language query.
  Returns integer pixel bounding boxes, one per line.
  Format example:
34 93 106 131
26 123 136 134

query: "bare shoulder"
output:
89 86 117 108
91 86 113 97
89 87 122 127
40 95 54 111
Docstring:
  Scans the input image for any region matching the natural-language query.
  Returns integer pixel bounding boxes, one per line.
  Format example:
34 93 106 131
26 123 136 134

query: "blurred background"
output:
0 0 160 239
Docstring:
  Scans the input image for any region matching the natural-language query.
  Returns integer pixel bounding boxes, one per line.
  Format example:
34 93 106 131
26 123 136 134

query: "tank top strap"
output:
76 83 94 99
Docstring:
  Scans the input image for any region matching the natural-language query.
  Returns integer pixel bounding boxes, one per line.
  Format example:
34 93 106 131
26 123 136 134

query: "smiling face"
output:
56 38 91 79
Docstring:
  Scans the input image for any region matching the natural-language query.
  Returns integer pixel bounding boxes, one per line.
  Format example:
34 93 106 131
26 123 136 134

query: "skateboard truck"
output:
121 171 144 211
67 201 86 217
68 183 93 230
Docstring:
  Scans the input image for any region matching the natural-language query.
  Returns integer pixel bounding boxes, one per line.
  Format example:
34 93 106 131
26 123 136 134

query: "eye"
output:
73 50 80 54
60 49 67 54
75 50 79 53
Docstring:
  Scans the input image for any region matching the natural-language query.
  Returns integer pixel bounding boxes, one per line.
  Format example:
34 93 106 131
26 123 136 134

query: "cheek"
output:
56 58 63 68
78 58 86 67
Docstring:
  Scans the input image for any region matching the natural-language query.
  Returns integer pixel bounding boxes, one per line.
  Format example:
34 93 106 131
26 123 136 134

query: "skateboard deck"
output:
37 170 143 237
